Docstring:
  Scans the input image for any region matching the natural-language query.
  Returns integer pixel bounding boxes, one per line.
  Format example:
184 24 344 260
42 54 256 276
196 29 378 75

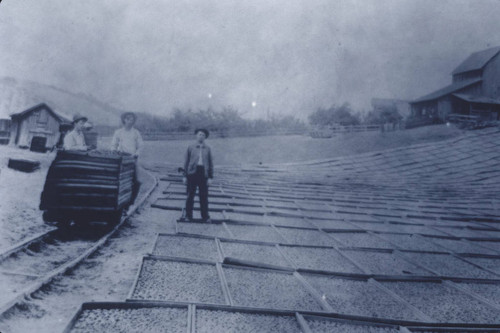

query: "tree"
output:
308 103 360 127
364 105 402 125
122 106 306 135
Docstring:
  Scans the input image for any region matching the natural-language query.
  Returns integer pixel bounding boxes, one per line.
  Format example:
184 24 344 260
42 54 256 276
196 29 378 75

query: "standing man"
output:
183 128 214 222
111 112 143 203
111 112 143 157
64 114 88 151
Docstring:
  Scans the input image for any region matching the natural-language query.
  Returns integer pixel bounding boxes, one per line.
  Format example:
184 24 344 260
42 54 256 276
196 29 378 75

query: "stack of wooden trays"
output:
40 150 135 213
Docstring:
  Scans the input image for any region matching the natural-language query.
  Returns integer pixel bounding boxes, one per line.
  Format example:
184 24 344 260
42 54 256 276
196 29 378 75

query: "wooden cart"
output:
40 150 136 227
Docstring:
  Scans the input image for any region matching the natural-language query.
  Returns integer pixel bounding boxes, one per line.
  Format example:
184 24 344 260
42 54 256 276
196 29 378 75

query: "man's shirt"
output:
184 143 213 178
111 127 143 155
63 129 87 150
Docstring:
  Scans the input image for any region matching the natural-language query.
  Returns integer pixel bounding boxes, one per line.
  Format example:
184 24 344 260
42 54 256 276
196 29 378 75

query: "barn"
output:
410 46 500 125
9 103 71 151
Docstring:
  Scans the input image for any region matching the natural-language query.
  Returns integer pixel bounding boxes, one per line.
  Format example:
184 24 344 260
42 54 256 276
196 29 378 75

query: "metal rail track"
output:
0 172 159 317
0 228 58 262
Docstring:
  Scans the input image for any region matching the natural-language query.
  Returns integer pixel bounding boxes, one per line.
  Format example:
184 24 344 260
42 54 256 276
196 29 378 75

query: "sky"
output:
2 0 500 119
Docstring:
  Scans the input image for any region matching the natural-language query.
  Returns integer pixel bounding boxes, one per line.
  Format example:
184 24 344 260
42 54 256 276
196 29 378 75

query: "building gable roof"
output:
452 46 500 75
452 93 500 105
411 78 482 104
10 103 71 124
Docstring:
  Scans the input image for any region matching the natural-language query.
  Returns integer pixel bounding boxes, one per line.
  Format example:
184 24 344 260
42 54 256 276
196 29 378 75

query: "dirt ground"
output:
0 126 481 332
0 169 167 333
0 146 55 249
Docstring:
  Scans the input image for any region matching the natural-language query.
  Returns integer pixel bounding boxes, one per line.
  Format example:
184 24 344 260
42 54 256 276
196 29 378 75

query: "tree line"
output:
308 103 403 128
101 103 403 136
131 107 308 135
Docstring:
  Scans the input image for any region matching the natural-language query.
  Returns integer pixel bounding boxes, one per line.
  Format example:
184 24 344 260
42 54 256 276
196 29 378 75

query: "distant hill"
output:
0 77 307 138
0 77 123 126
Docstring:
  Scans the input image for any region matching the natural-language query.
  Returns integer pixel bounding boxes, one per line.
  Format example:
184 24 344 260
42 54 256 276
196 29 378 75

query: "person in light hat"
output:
63 114 88 151
182 128 214 222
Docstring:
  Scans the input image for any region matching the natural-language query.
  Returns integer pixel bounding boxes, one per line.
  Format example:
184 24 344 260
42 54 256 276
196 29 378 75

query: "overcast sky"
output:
2 0 500 119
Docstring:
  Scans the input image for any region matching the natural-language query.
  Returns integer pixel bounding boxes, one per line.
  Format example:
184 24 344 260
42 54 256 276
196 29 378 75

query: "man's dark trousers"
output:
185 166 209 220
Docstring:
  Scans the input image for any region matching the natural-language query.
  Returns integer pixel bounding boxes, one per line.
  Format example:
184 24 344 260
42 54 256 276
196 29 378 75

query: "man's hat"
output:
121 112 137 123
194 128 209 138
73 114 88 124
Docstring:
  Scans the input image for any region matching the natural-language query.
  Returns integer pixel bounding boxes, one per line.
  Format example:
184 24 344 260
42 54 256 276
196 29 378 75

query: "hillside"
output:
0 77 122 125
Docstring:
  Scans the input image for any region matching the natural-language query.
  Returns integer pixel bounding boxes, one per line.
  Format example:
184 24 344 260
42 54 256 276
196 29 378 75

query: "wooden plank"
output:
0 270 41 278
127 257 145 300
48 178 120 186
302 313 404 329
52 163 118 172
222 257 295 272
215 238 225 262
40 205 116 211
56 196 118 207
58 193 116 199
56 151 125 163
145 254 218 265
295 313 314 333
53 160 120 169
188 304 194 333
216 263 233 306
61 304 84 333
82 301 189 310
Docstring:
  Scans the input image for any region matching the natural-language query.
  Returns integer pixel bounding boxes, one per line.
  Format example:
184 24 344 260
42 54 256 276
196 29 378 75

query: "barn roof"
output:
452 46 500 75
452 93 500 105
411 78 482 104
10 103 71 124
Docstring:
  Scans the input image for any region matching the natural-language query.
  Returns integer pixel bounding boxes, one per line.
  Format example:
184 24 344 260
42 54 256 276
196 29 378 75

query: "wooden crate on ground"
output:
7 158 40 173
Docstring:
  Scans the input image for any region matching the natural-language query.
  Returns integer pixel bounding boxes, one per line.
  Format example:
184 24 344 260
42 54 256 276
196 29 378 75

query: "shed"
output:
9 103 71 150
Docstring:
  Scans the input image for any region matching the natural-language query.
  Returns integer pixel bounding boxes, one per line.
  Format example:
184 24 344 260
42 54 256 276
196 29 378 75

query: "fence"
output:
310 125 381 138
447 113 499 130
405 117 442 129
137 129 307 141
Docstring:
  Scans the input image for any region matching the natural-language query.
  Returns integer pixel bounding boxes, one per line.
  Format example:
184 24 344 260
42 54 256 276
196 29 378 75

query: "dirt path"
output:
0 170 173 333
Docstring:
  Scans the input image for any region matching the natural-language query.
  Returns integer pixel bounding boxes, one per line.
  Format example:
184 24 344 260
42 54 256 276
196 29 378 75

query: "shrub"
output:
309 103 361 127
